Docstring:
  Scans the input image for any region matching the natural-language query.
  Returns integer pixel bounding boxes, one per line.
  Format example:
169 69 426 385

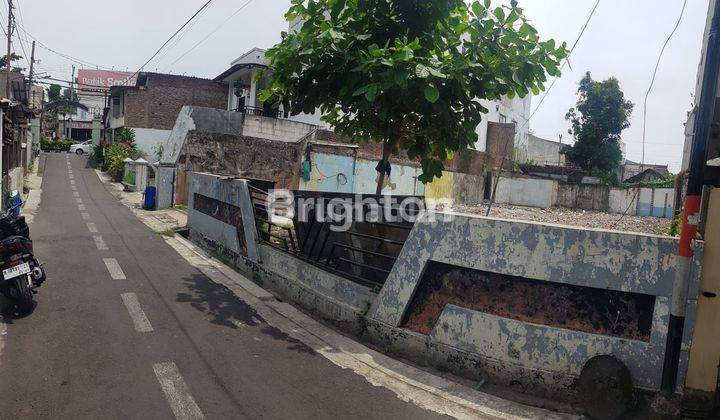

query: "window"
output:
112 97 122 118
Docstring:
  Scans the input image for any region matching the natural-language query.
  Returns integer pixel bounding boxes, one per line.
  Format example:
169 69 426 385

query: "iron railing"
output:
249 186 422 288
235 105 279 119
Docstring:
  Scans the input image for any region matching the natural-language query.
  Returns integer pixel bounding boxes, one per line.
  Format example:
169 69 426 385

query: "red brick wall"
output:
124 74 226 130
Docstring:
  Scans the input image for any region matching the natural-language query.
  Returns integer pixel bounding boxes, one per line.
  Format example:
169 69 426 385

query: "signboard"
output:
77 70 137 93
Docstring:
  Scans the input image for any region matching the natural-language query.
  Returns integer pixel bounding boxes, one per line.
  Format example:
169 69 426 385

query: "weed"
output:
357 301 372 336
158 228 176 238
251 271 264 286
669 207 683 237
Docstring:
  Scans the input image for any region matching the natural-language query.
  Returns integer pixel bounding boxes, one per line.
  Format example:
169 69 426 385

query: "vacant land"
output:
451 203 673 236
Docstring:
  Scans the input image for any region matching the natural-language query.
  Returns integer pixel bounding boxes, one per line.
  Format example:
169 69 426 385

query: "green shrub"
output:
104 145 129 182
669 207 683 237
40 139 77 152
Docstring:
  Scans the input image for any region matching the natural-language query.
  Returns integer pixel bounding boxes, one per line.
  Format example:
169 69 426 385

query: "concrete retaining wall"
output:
495 176 676 218
185 172 374 324
185 170 699 398
370 213 703 394
495 177 556 208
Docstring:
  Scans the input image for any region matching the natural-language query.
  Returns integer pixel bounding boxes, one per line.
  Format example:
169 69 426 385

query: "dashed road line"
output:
120 293 154 333
103 258 126 280
93 235 108 251
70 180 75 185
153 362 205 420
87 222 98 233
76 198 83 204
81 212 91 220
73 192 80 197
71 186 77 191
78 204 86 211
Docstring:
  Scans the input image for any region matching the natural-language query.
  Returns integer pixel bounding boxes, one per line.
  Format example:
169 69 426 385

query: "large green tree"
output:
562 72 633 172
47 84 62 102
261 0 567 192
0 53 24 72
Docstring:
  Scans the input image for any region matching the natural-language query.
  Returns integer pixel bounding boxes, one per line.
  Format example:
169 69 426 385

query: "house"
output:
527 133 566 166
0 71 34 195
621 160 669 182
213 47 328 128
104 72 226 160
624 168 669 184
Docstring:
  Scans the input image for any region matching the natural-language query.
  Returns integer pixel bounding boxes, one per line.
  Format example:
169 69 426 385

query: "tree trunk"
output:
376 140 391 195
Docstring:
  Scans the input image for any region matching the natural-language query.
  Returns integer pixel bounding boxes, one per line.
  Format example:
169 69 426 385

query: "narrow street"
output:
0 153 445 419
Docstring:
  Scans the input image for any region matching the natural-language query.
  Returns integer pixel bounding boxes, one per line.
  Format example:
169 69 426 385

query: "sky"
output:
17 0 711 172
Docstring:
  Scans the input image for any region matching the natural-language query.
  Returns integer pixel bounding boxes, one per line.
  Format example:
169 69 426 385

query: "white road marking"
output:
69 174 74 179
121 293 153 333
73 192 80 197
153 362 204 420
103 258 126 280
81 212 91 220
78 204 86 211
76 198 83 204
71 186 77 191
93 235 108 251
87 222 98 233
70 180 75 185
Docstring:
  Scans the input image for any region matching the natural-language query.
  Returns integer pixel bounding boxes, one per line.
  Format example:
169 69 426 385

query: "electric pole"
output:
68 65 75 140
5 0 13 100
26 40 35 107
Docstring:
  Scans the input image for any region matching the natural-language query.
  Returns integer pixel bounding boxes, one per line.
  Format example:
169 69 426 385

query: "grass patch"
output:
158 228 176 238
173 204 188 211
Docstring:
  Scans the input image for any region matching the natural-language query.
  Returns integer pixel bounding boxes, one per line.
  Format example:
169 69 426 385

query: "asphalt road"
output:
0 153 445 419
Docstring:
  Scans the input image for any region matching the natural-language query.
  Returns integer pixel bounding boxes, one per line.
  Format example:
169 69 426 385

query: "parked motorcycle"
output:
0 202 46 314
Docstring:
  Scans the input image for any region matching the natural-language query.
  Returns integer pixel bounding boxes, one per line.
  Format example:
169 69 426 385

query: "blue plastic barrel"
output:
144 186 157 210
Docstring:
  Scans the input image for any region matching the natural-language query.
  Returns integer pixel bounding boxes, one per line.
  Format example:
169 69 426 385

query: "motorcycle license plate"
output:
3 262 30 280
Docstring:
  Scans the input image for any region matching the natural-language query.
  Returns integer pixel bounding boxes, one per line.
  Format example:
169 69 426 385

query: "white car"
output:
69 140 93 155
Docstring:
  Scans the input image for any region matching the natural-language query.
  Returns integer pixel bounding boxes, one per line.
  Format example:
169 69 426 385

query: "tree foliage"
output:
0 53 23 72
47 84 62 102
562 72 633 171
261 0 567 185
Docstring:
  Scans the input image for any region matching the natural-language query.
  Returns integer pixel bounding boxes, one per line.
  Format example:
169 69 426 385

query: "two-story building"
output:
104 72 226 159
214 47 532 161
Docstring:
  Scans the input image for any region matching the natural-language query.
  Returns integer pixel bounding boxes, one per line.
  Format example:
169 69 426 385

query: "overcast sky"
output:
20 0 710 172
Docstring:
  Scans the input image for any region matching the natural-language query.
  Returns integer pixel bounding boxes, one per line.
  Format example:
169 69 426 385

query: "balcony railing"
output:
235 105 278 119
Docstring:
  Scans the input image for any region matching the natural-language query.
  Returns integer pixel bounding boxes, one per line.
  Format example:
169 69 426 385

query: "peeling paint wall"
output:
186 172 259 262
370 212 703 393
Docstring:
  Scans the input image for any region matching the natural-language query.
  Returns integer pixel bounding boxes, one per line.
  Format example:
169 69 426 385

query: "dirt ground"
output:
451 203 673 236
403 262 654 342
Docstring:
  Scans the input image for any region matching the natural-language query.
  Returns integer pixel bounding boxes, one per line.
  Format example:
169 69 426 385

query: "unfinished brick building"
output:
104 72 226 159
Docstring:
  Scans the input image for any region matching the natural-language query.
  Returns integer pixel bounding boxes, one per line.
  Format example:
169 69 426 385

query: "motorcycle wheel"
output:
13 276 33 314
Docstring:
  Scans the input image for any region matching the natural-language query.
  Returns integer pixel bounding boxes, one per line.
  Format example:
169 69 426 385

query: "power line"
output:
641 0 688 167
523 0 601 129
165 0 254 70
120 0 215 86
152 1 216 70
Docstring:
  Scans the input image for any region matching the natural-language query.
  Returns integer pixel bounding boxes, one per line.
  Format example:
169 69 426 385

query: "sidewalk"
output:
94 170 187 233
94 168 579 420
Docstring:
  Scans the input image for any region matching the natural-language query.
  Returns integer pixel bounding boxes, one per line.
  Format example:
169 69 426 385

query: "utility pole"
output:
26 40 35 107
68 64 74 140
5 0 12 100
558 134 563 166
